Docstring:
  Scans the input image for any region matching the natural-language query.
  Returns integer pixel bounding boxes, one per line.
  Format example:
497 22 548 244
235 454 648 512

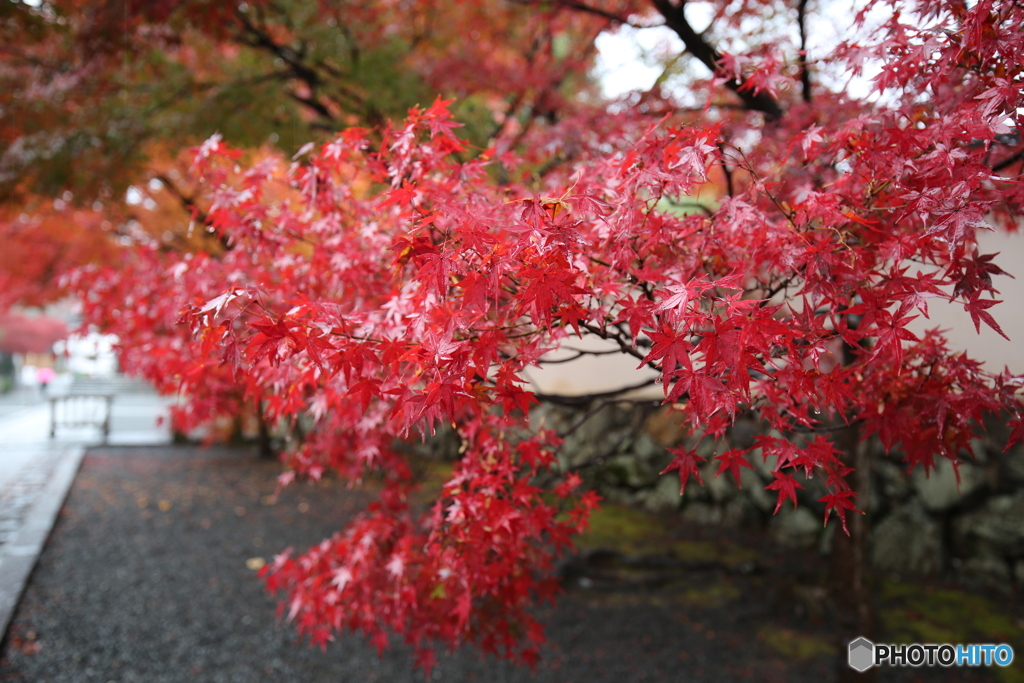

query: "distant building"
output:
56 333 119 377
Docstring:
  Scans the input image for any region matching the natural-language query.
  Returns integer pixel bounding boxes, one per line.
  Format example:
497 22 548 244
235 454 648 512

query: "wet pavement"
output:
0 377 176 638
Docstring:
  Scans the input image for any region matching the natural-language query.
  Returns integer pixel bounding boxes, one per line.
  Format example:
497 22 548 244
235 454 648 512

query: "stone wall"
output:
531 403 1024 589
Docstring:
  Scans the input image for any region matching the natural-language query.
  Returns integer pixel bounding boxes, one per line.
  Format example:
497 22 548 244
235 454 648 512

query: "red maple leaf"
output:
715 448 755 487
766 471 804 514
820 490 861 535
660 447 706 495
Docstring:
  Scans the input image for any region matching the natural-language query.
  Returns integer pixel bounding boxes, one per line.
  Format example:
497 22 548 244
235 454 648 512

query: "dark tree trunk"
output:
831 420 876 681
256 399 275 460
830 331 877 682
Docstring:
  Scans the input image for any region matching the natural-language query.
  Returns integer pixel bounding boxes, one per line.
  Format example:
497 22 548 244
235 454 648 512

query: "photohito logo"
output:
848 637 1015 672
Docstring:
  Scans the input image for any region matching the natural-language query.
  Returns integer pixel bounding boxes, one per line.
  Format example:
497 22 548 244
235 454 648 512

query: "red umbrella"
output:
0 312 69 354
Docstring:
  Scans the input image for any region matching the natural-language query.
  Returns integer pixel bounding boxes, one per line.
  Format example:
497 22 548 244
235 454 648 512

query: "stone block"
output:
871 501 943 574
642 472 683 512
681 501 723 526
912 458 985 512
874 459 911 501
770 506 821 548
952 492 1024 556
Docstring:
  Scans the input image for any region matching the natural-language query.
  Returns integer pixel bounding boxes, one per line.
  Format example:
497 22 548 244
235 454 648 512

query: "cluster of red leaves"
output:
0 204 120 310
69 0 1024 670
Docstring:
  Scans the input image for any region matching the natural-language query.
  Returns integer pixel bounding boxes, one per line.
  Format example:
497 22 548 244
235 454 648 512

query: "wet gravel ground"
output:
0 445 1015 682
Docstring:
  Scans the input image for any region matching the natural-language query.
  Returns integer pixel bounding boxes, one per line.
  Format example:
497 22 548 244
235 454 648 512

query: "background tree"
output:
4 0 623 434
3 0 1024 677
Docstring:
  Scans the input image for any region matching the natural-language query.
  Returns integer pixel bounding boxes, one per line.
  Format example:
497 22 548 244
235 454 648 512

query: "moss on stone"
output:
670 539 761 566
576 503 665 552
677 582 742 608
576 503 765 570
878 580 1022 653
757 626 836 661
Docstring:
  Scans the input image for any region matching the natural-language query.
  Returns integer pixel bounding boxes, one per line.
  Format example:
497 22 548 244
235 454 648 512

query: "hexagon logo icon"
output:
848 637 875 672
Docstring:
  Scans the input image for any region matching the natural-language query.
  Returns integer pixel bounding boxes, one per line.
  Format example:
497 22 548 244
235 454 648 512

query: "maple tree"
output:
5 0 1024 674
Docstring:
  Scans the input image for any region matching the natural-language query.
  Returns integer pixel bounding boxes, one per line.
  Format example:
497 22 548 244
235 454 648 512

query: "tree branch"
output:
559 396 662 442
549 0 664 28
797 0 812 103
717 142 735 197
992 147 1024 173
233 7 376 126
534 377 659 406
286 91 336 122
651 0 784 120
538 347 631 364
152 174 233 253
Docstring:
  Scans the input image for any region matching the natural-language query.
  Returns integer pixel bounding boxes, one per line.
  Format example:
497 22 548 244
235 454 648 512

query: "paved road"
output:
0 388 44 420
0 378 177 638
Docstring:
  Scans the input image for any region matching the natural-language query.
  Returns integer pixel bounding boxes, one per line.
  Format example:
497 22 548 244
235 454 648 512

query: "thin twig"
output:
534 377 659 406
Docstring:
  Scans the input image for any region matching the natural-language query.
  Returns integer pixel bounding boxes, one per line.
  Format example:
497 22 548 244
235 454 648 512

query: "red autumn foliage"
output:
0 311 67 354
6 0 1024 672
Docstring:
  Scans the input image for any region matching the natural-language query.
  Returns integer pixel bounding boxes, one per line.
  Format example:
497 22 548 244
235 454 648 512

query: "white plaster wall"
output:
907 229 1024 375
522 334 660 398
526 230 1024 398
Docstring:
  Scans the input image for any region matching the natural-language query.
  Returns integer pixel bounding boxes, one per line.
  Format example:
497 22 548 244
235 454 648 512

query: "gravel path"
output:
0 445 1014 682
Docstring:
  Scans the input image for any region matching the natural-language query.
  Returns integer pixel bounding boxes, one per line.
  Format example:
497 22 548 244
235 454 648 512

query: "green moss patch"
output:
576 503 664 552
670 539 760 566
879 580 1021 647
575 503 764 569
757 626 836 661
676 582 743 609
577 579 742 611
878 579 1023 681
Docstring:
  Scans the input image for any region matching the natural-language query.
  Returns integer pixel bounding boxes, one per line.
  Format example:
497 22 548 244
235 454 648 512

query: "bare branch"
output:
797 0 812 103
651 0 784 120
716 142 735 197
562 402 659 473
549 0 664 28
558 396 662 442
152 174 232 253
992 147 1024 173
787 417 865 433
534 377 659 406
233 6 379 125
286 90 336 122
